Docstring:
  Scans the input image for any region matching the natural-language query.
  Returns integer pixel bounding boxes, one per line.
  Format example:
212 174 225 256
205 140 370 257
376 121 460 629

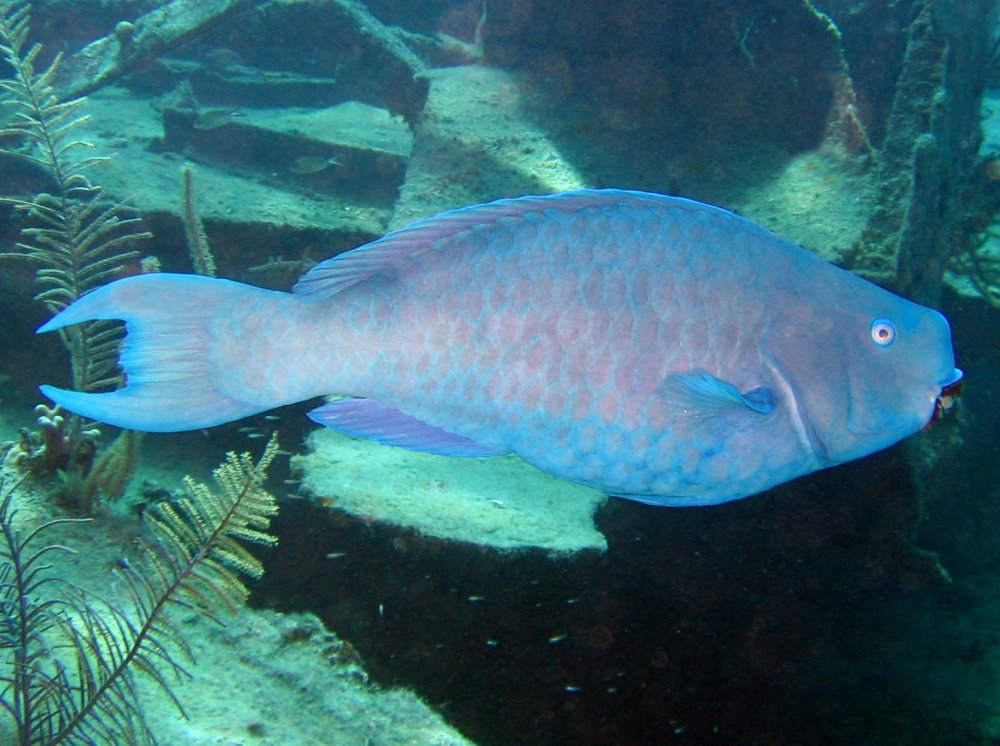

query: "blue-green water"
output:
1 1 999 744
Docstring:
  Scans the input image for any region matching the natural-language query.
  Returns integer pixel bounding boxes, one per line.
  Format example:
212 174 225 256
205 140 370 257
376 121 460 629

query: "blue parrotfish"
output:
38 189 962 506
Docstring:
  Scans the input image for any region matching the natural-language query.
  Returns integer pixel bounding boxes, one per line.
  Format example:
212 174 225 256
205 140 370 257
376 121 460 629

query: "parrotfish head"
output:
761 270 961 468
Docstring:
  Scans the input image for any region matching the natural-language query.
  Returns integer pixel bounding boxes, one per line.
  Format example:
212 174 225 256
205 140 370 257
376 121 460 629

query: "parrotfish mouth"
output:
928 369 964 427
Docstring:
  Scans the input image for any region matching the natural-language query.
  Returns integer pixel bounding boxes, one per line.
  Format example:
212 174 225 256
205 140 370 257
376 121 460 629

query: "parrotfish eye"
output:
870 318 896 347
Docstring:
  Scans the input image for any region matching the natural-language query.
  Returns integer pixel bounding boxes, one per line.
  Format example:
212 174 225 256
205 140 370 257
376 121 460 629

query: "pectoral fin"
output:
660 370 775 418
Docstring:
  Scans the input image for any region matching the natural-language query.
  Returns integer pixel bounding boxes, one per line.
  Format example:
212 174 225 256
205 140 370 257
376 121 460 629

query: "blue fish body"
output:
38 190 961 506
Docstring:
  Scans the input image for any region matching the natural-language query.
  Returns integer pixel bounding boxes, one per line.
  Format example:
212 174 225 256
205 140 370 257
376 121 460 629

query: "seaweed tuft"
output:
0 0 151 508
0 436 281 745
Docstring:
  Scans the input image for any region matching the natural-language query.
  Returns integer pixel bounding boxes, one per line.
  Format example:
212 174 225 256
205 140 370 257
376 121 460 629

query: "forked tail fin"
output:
38 273 284 432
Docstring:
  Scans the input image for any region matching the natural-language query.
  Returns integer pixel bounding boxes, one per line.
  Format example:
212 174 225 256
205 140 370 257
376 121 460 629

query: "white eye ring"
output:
870 319 896 347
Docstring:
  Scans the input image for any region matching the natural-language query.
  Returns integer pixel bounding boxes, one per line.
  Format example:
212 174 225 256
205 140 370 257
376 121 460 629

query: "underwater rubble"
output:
2 0 1000 745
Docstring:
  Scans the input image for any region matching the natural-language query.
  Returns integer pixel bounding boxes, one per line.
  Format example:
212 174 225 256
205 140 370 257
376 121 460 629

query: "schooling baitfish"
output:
39 190 962 506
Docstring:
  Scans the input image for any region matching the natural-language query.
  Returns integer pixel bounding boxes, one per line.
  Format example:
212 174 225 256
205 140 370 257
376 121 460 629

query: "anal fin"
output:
308 398 506 457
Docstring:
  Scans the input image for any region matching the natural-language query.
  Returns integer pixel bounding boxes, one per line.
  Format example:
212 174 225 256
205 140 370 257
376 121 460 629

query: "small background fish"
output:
289 155 341 174
193 108 243 130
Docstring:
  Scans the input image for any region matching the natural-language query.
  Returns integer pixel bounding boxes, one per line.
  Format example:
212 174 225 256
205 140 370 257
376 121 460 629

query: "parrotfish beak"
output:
928 369 963 426
942 368 964 388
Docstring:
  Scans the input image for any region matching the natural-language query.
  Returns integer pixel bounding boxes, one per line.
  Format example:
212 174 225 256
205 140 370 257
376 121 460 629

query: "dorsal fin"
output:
292 189 728 300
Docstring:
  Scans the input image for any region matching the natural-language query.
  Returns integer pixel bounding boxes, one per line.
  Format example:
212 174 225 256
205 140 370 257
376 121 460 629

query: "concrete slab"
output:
293 428 608 555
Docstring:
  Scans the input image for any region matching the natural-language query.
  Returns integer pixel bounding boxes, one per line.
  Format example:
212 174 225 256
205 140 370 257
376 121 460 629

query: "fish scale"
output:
38 189 961 506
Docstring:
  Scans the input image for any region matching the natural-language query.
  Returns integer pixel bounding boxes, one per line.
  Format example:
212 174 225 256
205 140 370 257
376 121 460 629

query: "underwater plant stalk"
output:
0 436 281 745
0 0 149 490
